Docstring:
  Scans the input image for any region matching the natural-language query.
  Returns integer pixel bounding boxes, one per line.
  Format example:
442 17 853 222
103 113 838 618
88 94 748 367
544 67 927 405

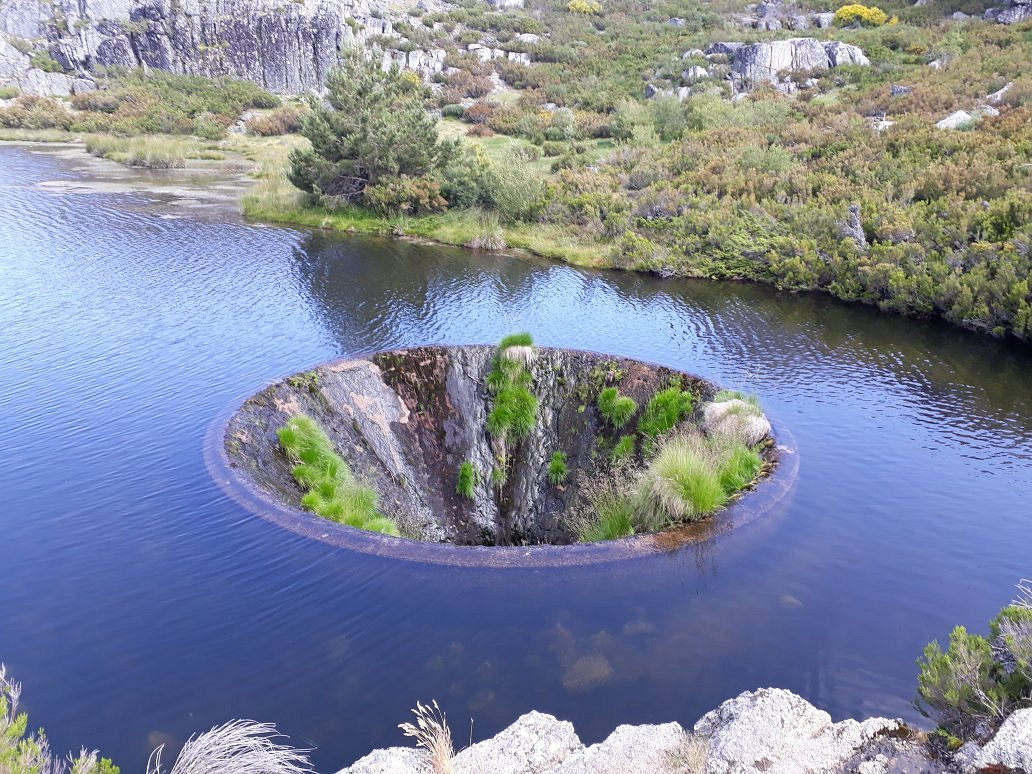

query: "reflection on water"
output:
0 145 1030 771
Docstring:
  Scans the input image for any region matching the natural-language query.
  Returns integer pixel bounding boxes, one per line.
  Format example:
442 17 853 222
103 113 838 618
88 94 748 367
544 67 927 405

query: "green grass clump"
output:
639 385 694 449
486 334 538 444
487 384 538 440
277 414 399 536
611 434 636 463
547 451 568 485
456 460 479 499
718 444 763 494
642 435 727 524
499 332 534 348
597 387 637 428
578 491 636 542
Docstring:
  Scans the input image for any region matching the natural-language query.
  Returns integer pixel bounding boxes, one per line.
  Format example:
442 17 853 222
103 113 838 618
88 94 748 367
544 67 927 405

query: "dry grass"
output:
665 731 709 773
399 700 455 774
500 345 535 368
146 720 314 774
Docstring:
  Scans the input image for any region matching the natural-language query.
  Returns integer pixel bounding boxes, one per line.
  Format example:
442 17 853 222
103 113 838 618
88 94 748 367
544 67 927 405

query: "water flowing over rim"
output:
204 348 800 568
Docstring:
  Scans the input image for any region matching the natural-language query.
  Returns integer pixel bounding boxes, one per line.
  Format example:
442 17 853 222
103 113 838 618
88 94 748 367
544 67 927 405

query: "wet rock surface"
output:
224 345 765 546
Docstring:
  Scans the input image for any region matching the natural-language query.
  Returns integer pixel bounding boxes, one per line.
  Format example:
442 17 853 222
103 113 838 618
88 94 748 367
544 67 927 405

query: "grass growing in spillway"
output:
277 415 399 536
638 384 694 453
548 451 569 486
718 444 764 495
597 387 637 429
486 334 538 444
456 460 479 500
642 434 728 525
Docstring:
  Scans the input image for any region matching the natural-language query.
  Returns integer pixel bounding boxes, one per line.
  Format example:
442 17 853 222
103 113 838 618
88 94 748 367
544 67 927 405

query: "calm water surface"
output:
1 144 1030 771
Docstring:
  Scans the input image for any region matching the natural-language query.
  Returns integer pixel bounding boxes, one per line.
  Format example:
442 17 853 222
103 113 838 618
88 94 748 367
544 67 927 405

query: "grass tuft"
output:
399 701 454 774
641 434 726 526
578 490 636 542
717 443 763 495
547 451 569 485
277 415 399 535
611 434 636 463
147 720 313 774
597 386 637 428
499 332 533 348
456 461 479 500
639 385 694 451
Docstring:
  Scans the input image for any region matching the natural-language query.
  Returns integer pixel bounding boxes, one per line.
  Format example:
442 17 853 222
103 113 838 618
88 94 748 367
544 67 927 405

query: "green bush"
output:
277 414 399 535
30 52 63 73
547 451 569 485
598 387 637 428
288 52 451 207
364 176 448 215
0 86 19 99
833 3 892 27
456 460 479 499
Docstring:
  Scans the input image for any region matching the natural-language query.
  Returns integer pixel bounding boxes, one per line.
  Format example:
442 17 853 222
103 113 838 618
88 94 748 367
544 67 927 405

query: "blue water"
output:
1 144 1030 771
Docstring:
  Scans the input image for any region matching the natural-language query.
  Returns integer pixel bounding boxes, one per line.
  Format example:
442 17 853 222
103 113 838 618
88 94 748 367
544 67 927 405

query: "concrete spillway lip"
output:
205 347 799 568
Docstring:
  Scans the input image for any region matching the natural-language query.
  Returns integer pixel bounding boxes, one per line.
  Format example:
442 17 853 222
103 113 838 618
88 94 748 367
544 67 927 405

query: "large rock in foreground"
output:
335 689 942 773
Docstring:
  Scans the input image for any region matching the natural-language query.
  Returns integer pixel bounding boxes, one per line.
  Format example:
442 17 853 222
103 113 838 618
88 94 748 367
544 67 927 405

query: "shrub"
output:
487 149 545 222
833 3 891 26
30 52 63 73
364 176 448 216
246 105 306 136
598 387 637 428
0 86 20 99
917 582 1032 741
567 0 602 13
639 385 694 449
1 664 121 774
277 415 399 535
456 461 479 499
288 52 449 206
548 451 569 485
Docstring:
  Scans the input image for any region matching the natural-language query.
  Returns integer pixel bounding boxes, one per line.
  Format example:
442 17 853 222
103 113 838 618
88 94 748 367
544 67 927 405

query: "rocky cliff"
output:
333 687 1032 773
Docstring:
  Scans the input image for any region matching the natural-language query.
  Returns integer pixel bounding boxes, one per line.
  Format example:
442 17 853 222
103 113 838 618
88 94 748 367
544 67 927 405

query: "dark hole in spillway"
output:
220 345 788 552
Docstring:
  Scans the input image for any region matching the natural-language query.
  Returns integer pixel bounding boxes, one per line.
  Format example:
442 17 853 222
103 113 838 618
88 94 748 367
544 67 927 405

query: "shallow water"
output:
1 144 1030 771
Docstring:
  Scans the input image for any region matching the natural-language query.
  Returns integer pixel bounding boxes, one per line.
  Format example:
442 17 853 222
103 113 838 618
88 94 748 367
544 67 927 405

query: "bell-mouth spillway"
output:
206 345 798 567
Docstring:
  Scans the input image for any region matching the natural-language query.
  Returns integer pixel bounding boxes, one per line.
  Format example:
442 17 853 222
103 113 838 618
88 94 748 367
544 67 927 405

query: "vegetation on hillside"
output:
4 0 1029 340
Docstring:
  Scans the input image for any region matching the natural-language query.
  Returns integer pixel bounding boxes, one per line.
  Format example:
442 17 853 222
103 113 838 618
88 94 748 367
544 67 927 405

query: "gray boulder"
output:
701 400 771 447
729 38 869 86
335 747 428 774
551 723 686 774
964 708 1032 772
694 688 901 774
453 711 582 774
936 110 975 129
